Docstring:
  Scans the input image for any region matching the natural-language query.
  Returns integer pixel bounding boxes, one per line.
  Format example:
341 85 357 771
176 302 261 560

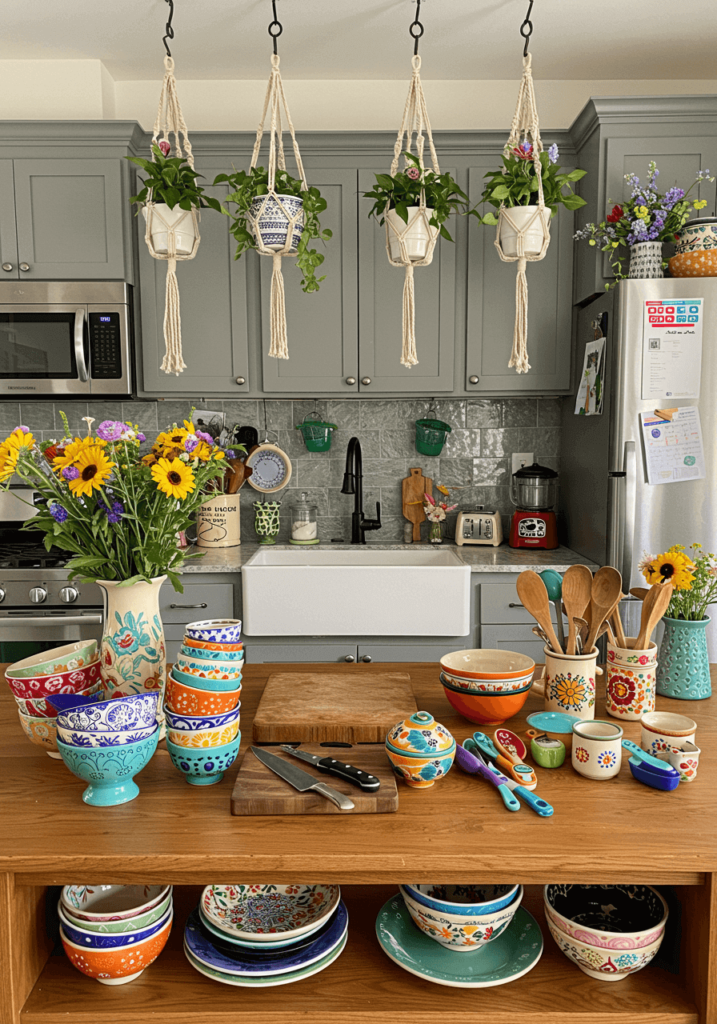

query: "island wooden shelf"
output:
1 663 716 1024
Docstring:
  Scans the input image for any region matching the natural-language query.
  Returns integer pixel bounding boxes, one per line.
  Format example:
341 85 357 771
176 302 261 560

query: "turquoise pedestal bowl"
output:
56 729 159 806
165 733 241 785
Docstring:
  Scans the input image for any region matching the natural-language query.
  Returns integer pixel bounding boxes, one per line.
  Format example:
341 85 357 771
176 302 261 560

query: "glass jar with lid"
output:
290 492 320 545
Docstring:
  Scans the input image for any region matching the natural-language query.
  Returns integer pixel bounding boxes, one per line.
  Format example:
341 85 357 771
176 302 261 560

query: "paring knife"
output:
250 747 355 811
280 745 381 792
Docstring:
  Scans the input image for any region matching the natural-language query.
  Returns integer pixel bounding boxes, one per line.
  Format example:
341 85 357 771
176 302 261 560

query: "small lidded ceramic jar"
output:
385 710 455 788
290 492 319 546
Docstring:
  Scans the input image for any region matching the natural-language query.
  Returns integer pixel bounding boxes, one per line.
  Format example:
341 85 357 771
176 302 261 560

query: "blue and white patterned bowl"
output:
164 704 241 732
56 692 159 733
57 723 157 747
403 883 520 917
170 665 243 691
166 733 241 785
249 194 304 253
56 728 159 806
58 901 173 948
186 619 242 644
180 644 244 663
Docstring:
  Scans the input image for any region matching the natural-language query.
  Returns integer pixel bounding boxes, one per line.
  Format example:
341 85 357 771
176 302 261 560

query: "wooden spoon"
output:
630 587 649 601
585 566 623 653
516 571 563 654
605 592 626 647
561 565 594 656
611 603 627 648
635 583 674 650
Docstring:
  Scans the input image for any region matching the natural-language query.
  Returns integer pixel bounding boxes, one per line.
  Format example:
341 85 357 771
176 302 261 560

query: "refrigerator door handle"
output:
621 441 637 585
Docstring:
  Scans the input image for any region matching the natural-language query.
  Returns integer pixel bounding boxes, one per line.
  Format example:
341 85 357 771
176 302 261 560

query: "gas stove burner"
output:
0 541 68 570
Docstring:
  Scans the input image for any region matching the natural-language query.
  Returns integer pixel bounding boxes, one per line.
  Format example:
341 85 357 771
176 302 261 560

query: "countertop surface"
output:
181 542 598 574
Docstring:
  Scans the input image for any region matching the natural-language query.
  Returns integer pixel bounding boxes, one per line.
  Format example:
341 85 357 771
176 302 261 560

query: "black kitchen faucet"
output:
340 437 382 544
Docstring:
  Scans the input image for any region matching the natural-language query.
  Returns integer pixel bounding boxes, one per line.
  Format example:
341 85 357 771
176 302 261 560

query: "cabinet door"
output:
138 165 250 394
0 161 18 278
244 644 358 664
260 169 358 394
466 164 573 393
357 643 468 663
358 169 455 393
13 159 126 279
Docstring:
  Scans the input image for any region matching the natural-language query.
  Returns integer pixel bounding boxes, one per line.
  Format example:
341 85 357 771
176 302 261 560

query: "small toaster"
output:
455 510 503 547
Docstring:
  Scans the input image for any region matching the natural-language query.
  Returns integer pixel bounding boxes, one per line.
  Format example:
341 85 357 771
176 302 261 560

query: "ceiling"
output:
2 0 716 82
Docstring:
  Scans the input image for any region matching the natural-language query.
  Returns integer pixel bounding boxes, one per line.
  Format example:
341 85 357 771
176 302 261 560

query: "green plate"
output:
376 894 542 988
183 932 347 987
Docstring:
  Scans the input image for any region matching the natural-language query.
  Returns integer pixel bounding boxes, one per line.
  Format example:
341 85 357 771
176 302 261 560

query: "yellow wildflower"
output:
0 429 35 481
635 205 649 220
643 548 695 591
151 457 195 500
694 199 707 210
68 446 115 498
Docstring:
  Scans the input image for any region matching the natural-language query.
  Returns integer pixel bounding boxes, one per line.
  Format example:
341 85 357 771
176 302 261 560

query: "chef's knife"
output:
280 745 381 792
250 747 355 811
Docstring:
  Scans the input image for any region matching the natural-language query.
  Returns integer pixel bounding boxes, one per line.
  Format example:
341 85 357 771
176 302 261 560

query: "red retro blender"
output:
509 462 558 549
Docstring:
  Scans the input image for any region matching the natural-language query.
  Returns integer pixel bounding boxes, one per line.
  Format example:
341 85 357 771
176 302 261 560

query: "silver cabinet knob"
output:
1 263 13 272
19 263 30 272
345 377 356 386
235 376 246 385
0 587 5 603
60 586 79 604
360 654 373 663
29 587 47 604
344 655 356 662
361 377 371 386
468 375 480 385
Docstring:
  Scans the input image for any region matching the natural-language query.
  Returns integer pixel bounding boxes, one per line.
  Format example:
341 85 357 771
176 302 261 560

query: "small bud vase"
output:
656 616 712 700
628 241 664 279
429 521 443 544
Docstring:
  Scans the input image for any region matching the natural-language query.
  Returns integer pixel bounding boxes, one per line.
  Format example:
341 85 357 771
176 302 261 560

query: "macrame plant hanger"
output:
494 0 550 374
142 0 198 376
387 0 440 369
247 0 309 360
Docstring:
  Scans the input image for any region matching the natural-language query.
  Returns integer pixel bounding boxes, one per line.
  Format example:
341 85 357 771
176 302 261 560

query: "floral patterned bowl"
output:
5 639 98 679
58 902 173 949
6 659 101 700
16 682 102 719
62 889 173 933
61 884 171 923
440 648 535 682
543 884 668 950
403 883 519 917
168 721 240 748
56 722 157 748
200 884 340 943
183 637 243 653
186 619 242 644
440 675 532 725
165 734 241 785
173 659 243 681
60 915 172 984
546 913 664 981
56 693 159 733
440 669 534 693
57 729 159 806
163 704 241 732
18 710 61 758
180 644 244 662
400 884 522 952
165 674 241 716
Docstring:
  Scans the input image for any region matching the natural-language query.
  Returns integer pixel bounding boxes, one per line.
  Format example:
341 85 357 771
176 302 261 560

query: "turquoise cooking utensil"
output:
539 569 565 651
622 739 681 777
484 761 555 817
470 731 501 761
457 742 520 812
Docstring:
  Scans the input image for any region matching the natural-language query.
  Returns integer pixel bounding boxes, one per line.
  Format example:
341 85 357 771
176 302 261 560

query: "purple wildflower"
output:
663 186 685 209
137 433 146 443
225 449 236 459
62 466 80 480
698 169 712 180
50 504 69 523
548 143 559 165
184 434 200 454
195 429 213 445
96 420 128 442
107 500 124 524
17 425 30 433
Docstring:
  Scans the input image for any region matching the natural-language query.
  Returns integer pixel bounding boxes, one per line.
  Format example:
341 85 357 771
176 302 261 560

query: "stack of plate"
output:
184 884 347 987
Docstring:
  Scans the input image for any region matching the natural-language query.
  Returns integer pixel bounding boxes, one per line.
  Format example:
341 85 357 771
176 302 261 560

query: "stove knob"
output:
0 587 5 603
29 587 48 604
60 586 79 604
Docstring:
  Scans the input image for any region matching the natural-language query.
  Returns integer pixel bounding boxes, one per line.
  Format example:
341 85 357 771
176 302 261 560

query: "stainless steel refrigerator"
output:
561 278 717 656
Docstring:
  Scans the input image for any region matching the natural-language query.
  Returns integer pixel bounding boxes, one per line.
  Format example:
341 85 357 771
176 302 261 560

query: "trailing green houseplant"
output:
476 142 586 225
128 143 224 213
214 166 332 293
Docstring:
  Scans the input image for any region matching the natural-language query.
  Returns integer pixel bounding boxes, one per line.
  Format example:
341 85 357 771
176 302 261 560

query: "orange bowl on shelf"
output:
439 649 535 683
60 915 172 985
165 674 241 717
440 674 532 725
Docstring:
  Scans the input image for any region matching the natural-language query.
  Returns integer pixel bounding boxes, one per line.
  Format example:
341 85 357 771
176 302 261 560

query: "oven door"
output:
0 304 91 396
0 610 103 643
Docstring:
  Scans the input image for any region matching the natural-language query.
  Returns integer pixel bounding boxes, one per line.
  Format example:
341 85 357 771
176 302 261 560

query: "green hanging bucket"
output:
295 417 337 453
415 418 451 456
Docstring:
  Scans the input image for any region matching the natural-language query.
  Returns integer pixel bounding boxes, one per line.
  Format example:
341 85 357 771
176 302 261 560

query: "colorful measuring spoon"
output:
622 739 681 777
493 728 538 789
456 743 520 812
465 738 554 817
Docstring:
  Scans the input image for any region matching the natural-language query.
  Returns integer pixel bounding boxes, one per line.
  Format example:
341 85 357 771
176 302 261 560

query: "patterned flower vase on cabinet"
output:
605 639 657 721
628 241 663 279
656 616 711 700
97 577 167 731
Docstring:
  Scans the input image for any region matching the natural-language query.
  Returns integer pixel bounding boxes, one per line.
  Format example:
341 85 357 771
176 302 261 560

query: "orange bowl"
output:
165 674 241 716
60 915 172 985
183 637 243 653
668 251 717 278
441 677 532 725
440 649 535 682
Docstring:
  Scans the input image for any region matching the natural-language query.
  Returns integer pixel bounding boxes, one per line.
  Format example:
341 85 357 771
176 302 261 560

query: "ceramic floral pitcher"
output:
98 576 166 707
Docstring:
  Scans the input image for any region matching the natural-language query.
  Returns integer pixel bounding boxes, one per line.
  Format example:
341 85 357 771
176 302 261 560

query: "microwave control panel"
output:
89 313 122 378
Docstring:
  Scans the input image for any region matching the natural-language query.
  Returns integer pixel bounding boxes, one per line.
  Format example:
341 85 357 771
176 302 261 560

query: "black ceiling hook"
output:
520 0 534 57
268 0 283 56
410 0 425 56
162 0 175 57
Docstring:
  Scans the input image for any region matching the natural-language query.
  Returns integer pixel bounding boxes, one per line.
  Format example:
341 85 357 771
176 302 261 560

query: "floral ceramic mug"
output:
640 711 696 762
571 719 623 780
606 638 657 722
667 741 700 782
532 647 602 721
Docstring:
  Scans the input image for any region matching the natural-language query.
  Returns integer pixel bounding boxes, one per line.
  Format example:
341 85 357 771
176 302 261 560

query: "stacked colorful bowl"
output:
438 649 536 726
59 884 173 986
183 884 348 987
53 692 160 806
400 884 524 952
6 640 100 759
164 618 243 785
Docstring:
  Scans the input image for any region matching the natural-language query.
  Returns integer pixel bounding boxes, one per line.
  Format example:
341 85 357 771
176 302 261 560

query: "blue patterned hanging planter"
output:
656 616 711 700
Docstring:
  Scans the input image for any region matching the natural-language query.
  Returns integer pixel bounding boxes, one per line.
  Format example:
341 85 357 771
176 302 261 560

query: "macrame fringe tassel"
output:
268 252 290 360
160 259 187 376
400 263 419 368
508 257 530 374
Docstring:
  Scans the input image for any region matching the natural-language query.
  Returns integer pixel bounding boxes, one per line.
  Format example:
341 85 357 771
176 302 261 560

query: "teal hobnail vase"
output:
656 616 712 700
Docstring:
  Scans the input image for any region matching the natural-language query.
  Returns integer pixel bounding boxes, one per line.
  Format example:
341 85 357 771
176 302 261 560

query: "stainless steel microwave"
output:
0 281 132 396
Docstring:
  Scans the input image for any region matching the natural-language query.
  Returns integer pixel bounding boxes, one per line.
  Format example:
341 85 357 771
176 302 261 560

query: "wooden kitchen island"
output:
1 662 715 1024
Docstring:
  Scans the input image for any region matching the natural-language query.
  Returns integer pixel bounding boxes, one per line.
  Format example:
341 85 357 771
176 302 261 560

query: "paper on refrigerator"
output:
641 298 704 400
640 407 706 485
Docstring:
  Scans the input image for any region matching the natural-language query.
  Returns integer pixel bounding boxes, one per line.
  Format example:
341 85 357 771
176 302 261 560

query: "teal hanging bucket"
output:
295 418 337 453
656 615 712 700
415 418 451 456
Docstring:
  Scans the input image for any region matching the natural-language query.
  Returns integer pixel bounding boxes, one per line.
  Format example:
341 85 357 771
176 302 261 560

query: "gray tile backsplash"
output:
5 397 562 544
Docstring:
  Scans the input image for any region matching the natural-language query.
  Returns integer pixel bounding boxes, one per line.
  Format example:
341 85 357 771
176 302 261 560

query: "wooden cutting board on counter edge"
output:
402 467 433 542
231 744 398 815
252 672 416 743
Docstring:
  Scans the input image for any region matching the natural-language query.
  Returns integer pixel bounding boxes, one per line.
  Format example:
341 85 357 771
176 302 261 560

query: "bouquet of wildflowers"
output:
476 142 586 224
0 415 238 592
575 162 715 283
423 492 458 522
640 543 717 621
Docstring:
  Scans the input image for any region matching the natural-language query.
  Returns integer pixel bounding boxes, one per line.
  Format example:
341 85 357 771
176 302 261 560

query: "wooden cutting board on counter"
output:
252 672 416 743
402 467 432 542
231 744 398 815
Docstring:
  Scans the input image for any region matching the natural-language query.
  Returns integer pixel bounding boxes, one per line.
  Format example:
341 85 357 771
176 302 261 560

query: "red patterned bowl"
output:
15 682 102 718
6 659 100 700
60 915 172 985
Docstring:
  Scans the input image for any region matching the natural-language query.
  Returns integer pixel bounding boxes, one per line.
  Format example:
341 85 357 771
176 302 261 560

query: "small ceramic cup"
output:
531 646 602 721
571 719 623 780
640 711 697 762
667 741 700 782
606 639 657 722
530 733 566 768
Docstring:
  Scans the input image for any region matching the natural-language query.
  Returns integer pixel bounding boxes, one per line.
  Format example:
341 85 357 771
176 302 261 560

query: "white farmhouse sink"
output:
242 546 470 636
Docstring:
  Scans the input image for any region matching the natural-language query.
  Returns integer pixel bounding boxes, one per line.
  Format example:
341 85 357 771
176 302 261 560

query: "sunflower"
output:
191 440 214 462
151 457 196 500
643 548 695 591
52 436 104 474
0 429 35 481
67 446 115 497
156 427 189 454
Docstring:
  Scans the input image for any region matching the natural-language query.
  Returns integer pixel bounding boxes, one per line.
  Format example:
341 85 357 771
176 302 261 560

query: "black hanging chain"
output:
520 0 534 57
162 0 175 57
268 0 283 56
409 0 425 56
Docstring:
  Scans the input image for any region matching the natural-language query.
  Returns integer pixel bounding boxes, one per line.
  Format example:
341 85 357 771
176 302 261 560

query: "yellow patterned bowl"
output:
18 710 61 758
167 721 240 748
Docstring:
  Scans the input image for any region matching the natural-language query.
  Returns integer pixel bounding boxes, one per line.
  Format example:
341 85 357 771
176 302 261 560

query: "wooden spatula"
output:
585 566 622 653
605 592 626 647
635 583 674 650
630 587 649 601
562 565 593 655
516 571 563 654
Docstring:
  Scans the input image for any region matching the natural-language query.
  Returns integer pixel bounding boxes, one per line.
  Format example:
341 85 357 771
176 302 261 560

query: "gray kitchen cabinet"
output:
480 624 548 662
0 161 18 276
260 168 359 394
357 169 456 393
138 165 250 395
162 578 235 661
357 643 467 663
465 163 574 394
244 644 359 664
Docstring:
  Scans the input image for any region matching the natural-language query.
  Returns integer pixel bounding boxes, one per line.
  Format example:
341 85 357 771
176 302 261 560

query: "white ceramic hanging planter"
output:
249 194 305 254
142 203 198 256
386 206 439 261
498 205 551 258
